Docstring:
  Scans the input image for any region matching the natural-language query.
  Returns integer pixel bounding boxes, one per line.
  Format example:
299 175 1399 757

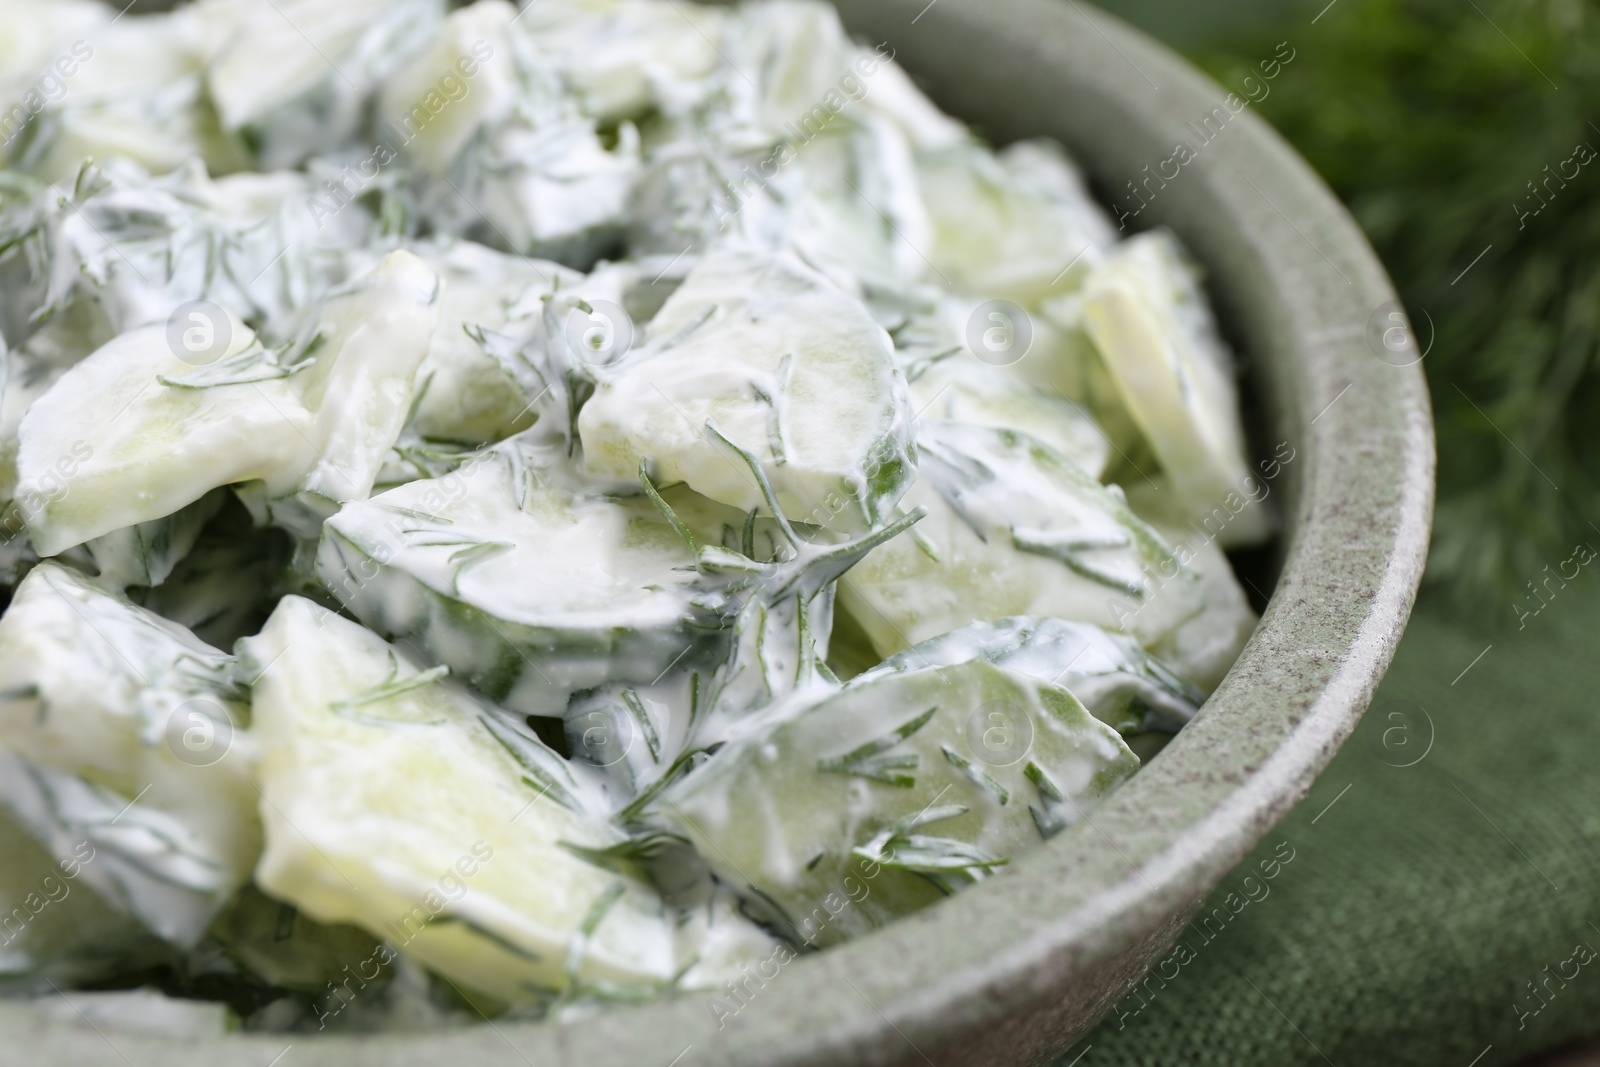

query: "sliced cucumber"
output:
238 595 688 1003
839 420 1203 656
17 250 439 553
409 241 579 446
203 0 444 169
907 356 1111 478
1079 231 1267 547
317 434 731 717
11 10 248 183
579 247 915 532
917 139 1116 304
377 1 519 175
15 312 309 555
656 658 1137 945
284 249 443 520
0 562 258 945
859 616 1204 734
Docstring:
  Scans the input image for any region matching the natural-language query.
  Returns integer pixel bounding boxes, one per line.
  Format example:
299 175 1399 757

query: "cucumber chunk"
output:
0 562 258 945
203 0 444 170
579 247 915 532
16 250 439 553
907 356 1111 478
317 434 731 717
839 420 1203 656
1079 231 1267 547
239 595 690 1003
377 1 519 176
656 659 1137 945
10 9 248 183
917 139 1116 304
409 240 580 445
859 616 1205 734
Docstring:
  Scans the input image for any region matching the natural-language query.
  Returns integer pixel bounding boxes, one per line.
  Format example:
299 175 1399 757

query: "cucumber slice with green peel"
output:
655 659 1138 946
316 434 736 717
838 420 1203 656
0 563 259 945
239 595 704 1003
859 616 1205 735
1079 231 1267 548
578 247 916 534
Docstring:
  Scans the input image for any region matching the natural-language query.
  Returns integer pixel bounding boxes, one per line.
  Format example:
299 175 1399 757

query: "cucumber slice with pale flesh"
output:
578 247 915 533
656 658 1137 946
317 434 735 718
0 562 258 945
16 250 439 554
860 615 1204 734
240 595 764 1004
839 420 1202 656
1079 231 1267 548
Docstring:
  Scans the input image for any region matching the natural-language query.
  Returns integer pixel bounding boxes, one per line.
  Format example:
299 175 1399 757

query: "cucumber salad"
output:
0 0 1272 1035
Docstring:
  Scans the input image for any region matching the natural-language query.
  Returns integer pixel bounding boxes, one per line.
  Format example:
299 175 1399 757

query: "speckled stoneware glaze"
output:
0 2 1435 1064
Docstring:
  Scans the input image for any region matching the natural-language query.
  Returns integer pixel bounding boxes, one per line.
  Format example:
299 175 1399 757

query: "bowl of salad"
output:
0 0 1433 1063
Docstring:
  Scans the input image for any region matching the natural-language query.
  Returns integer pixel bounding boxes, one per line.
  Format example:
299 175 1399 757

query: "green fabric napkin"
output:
1058 581 1600 1065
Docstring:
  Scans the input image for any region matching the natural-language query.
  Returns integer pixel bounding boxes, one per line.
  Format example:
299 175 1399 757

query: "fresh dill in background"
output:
1102 0 1600 611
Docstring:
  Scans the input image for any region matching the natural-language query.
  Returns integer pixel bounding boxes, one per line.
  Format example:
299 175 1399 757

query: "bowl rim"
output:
2 2 1434 1064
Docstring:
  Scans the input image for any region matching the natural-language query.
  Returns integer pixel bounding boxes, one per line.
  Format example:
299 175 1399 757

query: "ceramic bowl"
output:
0 1 1434 1063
